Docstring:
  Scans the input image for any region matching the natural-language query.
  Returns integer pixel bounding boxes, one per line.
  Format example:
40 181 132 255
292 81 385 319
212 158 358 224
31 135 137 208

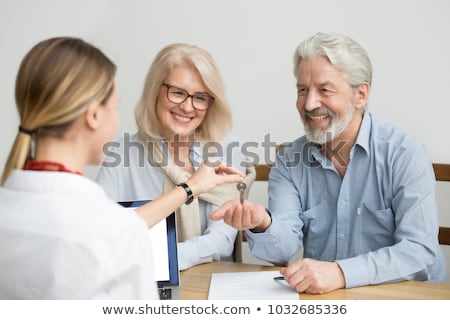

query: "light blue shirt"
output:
97 133 245 271
246 112 446 287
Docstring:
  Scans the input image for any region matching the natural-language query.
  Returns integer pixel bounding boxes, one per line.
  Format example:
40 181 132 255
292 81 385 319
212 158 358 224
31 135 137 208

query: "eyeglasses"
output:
162 83 214 111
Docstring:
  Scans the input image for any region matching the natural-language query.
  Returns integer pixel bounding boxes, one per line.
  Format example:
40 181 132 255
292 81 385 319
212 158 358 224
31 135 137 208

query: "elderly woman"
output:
97 43 253 270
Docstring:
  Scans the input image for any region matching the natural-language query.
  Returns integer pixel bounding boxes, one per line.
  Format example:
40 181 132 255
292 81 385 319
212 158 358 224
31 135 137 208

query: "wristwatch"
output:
177 182 194 205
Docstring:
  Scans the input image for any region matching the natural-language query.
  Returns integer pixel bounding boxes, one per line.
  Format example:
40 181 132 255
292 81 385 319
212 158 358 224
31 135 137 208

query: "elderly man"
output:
212 32 446 294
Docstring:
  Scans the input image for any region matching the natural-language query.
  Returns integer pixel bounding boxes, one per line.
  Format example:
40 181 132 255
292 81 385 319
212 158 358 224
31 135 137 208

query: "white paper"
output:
147 218 169 281
124 208 169 281
208 271 298 300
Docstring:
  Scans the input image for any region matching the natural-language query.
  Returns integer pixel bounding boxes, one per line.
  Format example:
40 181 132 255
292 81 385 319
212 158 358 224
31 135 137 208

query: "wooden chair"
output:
433 163 450 245
253 162 450 245
255 163 272 181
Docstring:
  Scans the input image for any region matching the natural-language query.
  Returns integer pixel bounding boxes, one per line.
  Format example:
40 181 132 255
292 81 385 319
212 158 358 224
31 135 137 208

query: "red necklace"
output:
24 160 82 175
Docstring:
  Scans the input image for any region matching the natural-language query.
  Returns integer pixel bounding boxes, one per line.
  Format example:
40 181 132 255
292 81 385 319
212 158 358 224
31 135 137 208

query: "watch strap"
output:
177 182 194 205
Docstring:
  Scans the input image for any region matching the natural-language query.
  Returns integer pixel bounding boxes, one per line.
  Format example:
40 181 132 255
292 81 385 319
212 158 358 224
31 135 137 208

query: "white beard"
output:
302 103 354 145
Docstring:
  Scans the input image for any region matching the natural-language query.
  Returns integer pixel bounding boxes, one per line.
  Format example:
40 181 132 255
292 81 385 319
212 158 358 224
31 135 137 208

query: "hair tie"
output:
18 126 35 136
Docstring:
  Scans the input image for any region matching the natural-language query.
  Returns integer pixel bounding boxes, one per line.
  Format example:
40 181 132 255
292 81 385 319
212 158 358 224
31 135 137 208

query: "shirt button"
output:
339 233 345 240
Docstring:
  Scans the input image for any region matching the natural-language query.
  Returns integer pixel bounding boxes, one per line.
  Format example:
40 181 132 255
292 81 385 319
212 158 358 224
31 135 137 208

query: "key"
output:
237 180 246 204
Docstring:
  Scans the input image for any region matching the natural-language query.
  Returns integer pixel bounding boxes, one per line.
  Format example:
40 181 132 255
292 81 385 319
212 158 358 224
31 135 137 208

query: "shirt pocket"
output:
360 202 395 249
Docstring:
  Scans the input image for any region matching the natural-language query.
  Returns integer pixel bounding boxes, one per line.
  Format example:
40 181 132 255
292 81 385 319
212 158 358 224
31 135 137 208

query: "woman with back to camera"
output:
0 37 244 299
97 43 255 270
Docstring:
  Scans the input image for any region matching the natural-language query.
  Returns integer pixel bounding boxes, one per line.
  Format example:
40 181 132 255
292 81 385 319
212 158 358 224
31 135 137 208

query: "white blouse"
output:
0 170 158 299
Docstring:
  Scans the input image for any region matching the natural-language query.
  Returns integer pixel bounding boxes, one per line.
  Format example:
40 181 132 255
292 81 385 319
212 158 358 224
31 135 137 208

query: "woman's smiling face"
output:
156 65 209 140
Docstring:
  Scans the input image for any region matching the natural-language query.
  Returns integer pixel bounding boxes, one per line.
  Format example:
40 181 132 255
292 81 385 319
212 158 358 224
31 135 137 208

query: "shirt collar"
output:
190 141 202 167
353 111 372 157
310 143 332 168
161 139 203 169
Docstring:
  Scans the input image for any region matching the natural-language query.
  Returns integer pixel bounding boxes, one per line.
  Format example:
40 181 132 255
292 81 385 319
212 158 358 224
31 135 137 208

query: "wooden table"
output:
180 261 450 300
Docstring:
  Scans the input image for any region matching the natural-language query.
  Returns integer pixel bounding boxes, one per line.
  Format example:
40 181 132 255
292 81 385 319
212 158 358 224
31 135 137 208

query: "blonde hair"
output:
1 37 116 185
135 43 232 143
